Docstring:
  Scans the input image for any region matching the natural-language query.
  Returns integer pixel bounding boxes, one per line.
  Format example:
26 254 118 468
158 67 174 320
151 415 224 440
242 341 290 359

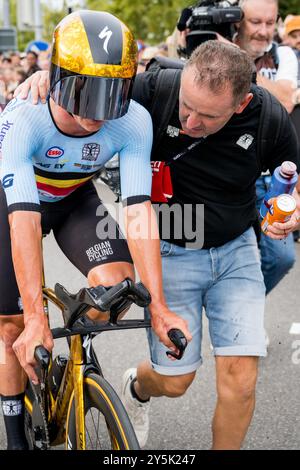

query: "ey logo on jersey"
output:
46 147 65 159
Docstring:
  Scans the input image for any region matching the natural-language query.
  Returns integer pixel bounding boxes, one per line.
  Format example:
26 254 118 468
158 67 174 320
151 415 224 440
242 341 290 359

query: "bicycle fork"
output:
50 335 86 449
71 335 86 450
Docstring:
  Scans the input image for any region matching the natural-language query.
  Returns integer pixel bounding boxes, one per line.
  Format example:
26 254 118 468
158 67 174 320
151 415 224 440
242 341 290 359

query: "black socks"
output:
1 393 29 450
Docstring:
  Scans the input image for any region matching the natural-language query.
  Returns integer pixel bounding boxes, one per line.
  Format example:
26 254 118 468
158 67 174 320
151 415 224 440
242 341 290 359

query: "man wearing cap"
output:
284 15 300 105
284 16 300 57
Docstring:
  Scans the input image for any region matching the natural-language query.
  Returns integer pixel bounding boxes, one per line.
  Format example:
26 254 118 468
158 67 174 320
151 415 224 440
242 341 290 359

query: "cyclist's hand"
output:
13 315 53 385
13 70 50 105
149 304 192 360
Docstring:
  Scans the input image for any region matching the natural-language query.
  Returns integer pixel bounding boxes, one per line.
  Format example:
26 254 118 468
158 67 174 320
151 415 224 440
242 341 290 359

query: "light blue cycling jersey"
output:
0 96 153 212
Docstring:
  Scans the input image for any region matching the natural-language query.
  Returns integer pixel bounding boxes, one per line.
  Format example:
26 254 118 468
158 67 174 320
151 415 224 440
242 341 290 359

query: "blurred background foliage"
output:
4 0 300 51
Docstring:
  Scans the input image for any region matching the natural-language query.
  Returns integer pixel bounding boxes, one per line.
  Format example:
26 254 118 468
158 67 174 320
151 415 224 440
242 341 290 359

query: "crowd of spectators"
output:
0 48 51 112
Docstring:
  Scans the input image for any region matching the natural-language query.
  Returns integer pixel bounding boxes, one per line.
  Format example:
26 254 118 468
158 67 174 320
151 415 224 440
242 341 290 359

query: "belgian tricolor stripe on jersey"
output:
34 167 98 198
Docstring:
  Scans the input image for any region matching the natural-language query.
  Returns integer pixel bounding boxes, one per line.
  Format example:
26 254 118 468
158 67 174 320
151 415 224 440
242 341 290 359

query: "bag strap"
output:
257 86 284 172
150 68 182 156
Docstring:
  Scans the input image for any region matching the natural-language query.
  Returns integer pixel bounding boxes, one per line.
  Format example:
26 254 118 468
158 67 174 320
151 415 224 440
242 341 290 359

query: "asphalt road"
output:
1 183 300 450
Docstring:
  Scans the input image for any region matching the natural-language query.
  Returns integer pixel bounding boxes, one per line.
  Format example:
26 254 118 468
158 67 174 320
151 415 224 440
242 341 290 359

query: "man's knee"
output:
159 372 196 398
87 262 135 287
216 357 258 403
0 317 24 353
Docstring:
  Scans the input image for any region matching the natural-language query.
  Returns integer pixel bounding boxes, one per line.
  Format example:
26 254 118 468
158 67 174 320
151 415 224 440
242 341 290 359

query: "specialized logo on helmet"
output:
82 143 101 162
98 26 113 54
46 147 65 159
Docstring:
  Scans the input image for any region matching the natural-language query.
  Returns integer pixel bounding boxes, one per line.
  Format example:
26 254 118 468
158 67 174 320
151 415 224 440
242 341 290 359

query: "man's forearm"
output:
124 201 166 310
257 76 295 113
9 212 44 324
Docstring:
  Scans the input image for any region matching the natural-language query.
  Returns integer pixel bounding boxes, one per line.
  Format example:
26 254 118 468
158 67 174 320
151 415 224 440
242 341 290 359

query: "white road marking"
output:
289 323 300 335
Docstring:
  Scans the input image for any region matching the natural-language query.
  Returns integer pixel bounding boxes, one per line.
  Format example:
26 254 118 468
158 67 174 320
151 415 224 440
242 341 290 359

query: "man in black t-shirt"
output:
123 41 299 450
13 41 300 450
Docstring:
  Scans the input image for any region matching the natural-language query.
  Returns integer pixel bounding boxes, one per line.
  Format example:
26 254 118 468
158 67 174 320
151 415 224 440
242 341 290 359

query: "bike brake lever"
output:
166 329 188 360
34 346 50 370
32 346 50 388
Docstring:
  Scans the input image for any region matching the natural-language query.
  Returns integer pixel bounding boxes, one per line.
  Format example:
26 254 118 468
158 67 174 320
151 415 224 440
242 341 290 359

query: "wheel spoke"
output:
86 408 103 450
96 409 100 450
85 417 94 450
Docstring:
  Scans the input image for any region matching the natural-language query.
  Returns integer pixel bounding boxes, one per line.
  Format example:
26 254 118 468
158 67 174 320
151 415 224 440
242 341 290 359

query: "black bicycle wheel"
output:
66 373 140 450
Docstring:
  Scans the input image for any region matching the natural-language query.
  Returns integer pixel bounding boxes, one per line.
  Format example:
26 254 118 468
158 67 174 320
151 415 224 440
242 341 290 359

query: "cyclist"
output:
0 10 191 450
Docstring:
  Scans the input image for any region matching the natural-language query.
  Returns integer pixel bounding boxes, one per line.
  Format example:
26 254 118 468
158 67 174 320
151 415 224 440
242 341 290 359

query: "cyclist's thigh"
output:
0 185 22 315
53 184 133 277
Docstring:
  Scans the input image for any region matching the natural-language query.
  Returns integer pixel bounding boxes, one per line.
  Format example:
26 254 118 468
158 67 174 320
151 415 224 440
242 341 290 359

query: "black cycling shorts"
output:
0 182 132 315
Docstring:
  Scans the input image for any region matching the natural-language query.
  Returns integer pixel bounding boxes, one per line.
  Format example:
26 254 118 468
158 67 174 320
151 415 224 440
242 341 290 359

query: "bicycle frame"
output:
25 285 88 450
25 281 151 450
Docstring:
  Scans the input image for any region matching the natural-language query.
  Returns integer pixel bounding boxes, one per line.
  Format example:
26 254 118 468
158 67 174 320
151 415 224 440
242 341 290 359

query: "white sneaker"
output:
121 368 150 448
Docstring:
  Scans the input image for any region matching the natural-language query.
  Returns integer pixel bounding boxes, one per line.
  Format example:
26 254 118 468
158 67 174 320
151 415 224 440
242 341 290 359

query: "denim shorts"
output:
145 228 267 376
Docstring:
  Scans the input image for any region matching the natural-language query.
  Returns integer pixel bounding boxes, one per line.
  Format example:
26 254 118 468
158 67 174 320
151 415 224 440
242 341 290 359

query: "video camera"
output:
177 0 243 57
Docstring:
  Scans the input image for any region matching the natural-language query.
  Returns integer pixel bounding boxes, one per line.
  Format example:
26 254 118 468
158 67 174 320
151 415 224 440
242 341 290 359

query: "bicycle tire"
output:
66 373 140 450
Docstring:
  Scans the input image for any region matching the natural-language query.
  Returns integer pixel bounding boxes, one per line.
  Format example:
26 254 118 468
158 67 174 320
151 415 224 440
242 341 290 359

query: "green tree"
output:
42 3 65 42
9 0 34 52
86 0 188 43
5 0 300 52
279 0 300 17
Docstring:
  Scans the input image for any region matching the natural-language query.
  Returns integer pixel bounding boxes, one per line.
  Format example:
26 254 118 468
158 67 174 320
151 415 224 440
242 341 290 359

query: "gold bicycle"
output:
24 278 153 450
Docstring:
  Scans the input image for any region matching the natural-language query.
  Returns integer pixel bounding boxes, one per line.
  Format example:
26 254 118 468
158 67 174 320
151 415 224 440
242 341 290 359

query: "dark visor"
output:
50 75 132 120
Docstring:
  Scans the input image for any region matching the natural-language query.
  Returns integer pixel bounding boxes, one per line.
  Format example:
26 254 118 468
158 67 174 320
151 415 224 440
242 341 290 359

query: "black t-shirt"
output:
132 72 300 248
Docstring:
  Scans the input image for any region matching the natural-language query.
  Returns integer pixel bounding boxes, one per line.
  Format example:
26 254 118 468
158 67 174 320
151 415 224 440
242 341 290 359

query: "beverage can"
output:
259 161 298 218
261 194 296 233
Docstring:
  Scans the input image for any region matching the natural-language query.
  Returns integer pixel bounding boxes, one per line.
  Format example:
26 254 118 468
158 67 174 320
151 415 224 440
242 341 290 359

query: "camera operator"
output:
176 0 242 56
234 0 297 113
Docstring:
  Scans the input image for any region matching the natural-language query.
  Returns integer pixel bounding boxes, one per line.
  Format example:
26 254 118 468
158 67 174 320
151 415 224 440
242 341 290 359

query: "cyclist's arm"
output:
9 211 43 322
1 105 53 381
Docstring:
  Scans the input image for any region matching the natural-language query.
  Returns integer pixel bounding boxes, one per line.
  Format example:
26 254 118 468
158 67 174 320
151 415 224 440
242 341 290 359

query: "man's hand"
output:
12 315 53 384
215 33 239 47
13 70 50 105
149 303 192 360
256 75 295 114
265 209 300 240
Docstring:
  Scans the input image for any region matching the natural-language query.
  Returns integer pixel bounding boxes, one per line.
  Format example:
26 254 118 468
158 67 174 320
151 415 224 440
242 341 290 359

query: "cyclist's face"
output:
72 115 104 132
